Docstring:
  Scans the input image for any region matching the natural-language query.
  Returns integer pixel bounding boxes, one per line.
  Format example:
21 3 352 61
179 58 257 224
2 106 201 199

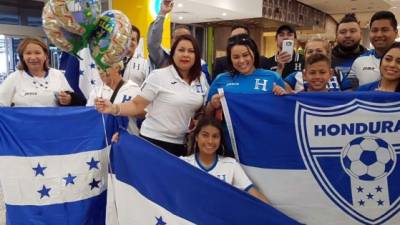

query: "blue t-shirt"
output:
358 81 379 91
207 69 285 101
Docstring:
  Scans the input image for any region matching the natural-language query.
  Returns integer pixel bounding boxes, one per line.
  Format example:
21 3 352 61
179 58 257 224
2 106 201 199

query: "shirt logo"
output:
362 67 375 71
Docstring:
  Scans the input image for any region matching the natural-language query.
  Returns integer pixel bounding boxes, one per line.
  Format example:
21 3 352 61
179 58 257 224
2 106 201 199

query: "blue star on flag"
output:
89 178 101 190
90 63 96 69
356 186 364 193
377 199 384 206
376 186 383 192
367 193 374 200
87 157 100 170
38 185 51 199
33 163 47 176
155 216 166 225
79 70 84 75
358 200 365 206
63 173 77 186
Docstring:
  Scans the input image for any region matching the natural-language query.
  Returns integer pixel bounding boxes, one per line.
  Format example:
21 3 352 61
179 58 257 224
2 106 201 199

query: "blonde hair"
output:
17 37 49 71
305 38 331 57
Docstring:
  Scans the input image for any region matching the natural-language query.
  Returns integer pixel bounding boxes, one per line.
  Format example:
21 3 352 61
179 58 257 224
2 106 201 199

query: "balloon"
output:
42 2 84 56
50 0 101 39
89 10 132 70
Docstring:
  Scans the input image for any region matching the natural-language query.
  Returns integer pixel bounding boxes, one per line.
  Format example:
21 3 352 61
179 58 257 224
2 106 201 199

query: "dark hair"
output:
275 24 297 39
336 13 359 32
131 24 140 40
370 11 398 30
226 34 260 75
305 53 331 69
169 34 202 84
173 24 191 38
231 24 250 35
380 42 400 92
17 37 49 71
186 116 227 156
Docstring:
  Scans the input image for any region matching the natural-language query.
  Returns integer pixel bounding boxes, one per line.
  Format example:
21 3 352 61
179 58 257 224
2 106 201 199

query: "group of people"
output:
0 0 400 215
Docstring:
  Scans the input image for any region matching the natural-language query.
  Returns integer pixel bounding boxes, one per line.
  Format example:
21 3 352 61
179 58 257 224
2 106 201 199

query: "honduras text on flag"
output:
0 107 113 225
110 131 301 225
222 92 400 225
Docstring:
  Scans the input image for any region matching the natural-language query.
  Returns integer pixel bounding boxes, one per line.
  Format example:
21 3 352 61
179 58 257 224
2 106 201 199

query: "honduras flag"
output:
110 131 301 225
0 107 113 225
222 92 400 225
60 48 102 100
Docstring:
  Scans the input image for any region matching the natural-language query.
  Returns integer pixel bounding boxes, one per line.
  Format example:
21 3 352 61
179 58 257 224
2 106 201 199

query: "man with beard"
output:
332 13 367 90
348 11 398 89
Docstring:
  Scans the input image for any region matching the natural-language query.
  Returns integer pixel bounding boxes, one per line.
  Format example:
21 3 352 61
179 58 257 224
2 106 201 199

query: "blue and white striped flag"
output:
0 107 113 225
110 131 301 225
222 92 400 225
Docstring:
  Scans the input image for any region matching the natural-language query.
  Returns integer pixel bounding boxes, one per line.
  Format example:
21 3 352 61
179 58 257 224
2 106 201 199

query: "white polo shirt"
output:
123 56 150 87
0 68 72 107
181 154 254 191
139 65 209 144
87 80 141 135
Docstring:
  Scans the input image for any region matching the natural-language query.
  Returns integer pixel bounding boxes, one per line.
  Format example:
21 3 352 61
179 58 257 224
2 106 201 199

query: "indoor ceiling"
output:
298 0 398 27
172 0 400 28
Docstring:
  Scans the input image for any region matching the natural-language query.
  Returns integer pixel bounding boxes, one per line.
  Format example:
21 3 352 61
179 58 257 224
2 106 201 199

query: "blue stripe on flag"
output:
5 191 107 225
0 107 113 156
224 91 400 169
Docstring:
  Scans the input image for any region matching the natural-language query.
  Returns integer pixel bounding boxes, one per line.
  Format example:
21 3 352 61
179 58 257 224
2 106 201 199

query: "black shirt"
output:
261 52 304 78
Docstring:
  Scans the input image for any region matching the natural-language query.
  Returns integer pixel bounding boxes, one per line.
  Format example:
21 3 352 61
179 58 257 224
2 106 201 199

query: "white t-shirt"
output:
87 80 141 135
181 154 254 191
0 68 72 107
139 65 209 144
123 56 150 87
348 50 381 86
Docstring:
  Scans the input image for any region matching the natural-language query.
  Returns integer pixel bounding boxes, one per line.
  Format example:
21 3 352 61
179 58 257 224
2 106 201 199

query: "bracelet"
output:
114 104 121 116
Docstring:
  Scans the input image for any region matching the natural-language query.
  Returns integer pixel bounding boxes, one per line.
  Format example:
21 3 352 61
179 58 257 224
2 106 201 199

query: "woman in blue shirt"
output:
206 34 285 114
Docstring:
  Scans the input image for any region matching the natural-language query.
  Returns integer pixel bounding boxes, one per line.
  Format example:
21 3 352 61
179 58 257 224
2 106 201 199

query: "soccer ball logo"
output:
341 136 396 181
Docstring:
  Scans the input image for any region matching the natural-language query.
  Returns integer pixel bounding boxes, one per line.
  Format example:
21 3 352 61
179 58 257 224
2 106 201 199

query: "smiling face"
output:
230 44 255 75
303 61 333 92
172 39 195 73
370 19 398 54
196 125 221 157
22 43 47 73
380 47 400 82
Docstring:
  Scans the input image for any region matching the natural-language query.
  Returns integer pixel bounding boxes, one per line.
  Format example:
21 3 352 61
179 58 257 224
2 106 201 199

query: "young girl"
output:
358 42 400 92
181 116 270 204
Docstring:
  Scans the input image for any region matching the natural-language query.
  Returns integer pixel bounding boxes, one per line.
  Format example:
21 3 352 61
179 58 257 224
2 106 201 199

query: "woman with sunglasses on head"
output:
358 42 400 92
0 37 84 107
95 35 208 156
206 34 285 116
182 116 270 204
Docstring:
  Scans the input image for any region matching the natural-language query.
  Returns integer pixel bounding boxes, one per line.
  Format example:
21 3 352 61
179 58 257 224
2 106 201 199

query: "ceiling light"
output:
177 3 183 7
179 16 184 20
222 12 227 16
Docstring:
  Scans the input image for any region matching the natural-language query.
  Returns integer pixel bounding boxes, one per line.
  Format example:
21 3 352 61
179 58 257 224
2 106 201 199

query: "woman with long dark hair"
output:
182 116 270 204
96 35 208 156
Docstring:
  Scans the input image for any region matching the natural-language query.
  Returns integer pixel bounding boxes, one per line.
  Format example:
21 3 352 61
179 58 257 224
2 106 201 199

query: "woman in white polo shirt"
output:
0 37 83 107
96 34 208 156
